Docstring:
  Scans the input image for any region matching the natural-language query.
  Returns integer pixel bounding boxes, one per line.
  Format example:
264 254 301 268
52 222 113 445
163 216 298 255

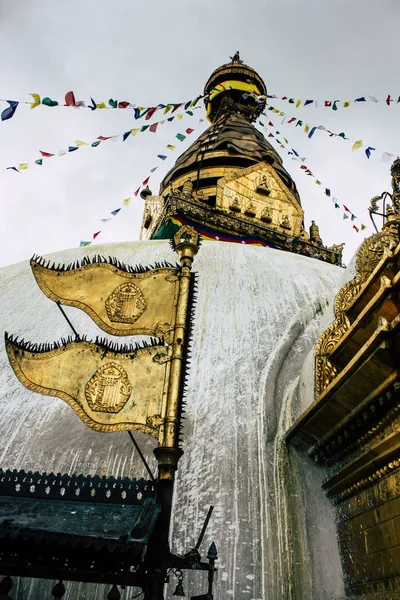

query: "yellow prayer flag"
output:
130 128 140 136
163 104 173 114
296 99 302 108
18 163 29 170
352 140 363 151
343 101 351 107
176 113 183 120
304 124 310 134
97 103 107 109
272 108 280 113
279 112 285 116
137 106 145 111
29 93 41 109
123 197 131 207
75 140 88 146
315 180 322 185
167 144 176 151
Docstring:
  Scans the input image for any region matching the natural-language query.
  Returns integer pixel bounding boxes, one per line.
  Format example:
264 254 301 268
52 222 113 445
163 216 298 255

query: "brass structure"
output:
31 256 180 341
139 56 343 266
288 167 400 598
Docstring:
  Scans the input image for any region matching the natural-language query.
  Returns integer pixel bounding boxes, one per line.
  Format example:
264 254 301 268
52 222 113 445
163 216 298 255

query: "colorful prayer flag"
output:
149 122 159 133
352 140 363 151
65 91 77 106
365 146 375 159
308 127 317 138
118 101 130 109
42 97 58 107
145 107 157 120
40 150 55 157
93 231 101 239
29 93 41 109
1 100 18 121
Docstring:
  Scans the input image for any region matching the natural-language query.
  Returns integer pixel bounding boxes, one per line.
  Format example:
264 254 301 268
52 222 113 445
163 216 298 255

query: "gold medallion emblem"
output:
105 282 146 324
85 363 132 413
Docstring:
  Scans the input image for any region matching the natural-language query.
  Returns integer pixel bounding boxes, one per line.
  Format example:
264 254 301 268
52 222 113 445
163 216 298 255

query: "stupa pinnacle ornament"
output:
140 57 344 266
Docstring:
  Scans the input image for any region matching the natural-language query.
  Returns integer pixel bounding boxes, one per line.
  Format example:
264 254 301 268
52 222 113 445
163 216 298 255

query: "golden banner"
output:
30 257 180 341
6 335 171 438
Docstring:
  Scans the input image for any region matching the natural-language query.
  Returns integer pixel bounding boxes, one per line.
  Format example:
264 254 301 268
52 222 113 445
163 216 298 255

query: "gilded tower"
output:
140 53 343 266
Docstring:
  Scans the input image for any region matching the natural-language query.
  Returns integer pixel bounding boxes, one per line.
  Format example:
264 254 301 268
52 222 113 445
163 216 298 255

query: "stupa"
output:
0 55 399 600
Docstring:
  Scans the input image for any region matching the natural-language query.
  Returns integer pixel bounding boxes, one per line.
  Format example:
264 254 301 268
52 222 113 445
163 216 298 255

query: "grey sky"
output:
0 0 399 266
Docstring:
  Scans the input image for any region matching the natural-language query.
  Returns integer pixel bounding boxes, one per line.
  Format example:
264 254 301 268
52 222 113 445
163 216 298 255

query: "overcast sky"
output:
0 0 399 267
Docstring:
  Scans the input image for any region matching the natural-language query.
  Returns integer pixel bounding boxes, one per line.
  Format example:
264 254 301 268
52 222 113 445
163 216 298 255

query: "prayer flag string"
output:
257 119 367 233
6 107 202 173
0 92 204 122
78 118 203 247
263 106 398 163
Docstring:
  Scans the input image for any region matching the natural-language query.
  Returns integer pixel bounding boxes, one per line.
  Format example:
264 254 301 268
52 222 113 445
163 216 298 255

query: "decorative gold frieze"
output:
30 257 180 341
315 227 400 397
5 336 171 438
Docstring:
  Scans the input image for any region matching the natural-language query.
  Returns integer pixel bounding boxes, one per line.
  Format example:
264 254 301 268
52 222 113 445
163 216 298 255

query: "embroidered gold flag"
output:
30 257 180 341
6 335 171 438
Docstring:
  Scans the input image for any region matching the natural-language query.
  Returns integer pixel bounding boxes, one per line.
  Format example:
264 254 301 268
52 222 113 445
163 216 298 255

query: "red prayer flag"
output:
185 128 194 134
288 117 296 124
145 107 158 120
324 101 332 107
97 135 112 141
93 231 101 240
353 225 359 232
142 176 150 186
386 95 392 105
343 205 350 212
171 103 183 113
40 150 55 157
118 101 130 108
65 91 77 107
134 187 140 196
268 121 274 127
149 122 159 133
268 133 274 138
300 165 308 170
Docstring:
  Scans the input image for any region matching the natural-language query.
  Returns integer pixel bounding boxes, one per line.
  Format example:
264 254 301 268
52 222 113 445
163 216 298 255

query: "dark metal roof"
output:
0 469 160 585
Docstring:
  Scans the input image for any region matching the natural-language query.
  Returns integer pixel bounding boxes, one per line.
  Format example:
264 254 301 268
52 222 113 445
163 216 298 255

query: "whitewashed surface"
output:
0 241 346 599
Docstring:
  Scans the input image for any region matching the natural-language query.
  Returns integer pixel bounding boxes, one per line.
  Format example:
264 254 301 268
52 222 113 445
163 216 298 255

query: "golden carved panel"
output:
31 258 180 341
216 161 304 237
6 337 171 438
315 228 400 397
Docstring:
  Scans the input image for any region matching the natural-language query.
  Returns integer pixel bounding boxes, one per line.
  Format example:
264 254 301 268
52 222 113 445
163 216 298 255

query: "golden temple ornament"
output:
5 336 171 438
30 256 180 341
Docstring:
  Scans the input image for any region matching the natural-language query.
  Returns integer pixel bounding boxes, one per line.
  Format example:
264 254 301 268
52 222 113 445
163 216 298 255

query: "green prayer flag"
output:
91 140 101 147
185 110 194 116
35 159 43 165
41 97 59 107
79 241 91 247
108 98 117 108
141 125 150 132
176 133 186 142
